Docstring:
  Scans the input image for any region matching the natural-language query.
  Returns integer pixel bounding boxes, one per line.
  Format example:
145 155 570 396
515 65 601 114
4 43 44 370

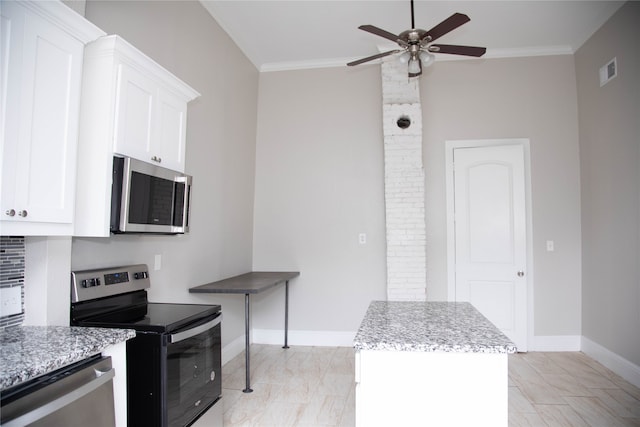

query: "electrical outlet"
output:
358 233 367 245
1 287 22 317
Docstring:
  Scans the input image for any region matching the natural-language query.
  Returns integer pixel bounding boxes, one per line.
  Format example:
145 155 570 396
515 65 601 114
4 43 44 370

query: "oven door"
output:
166 313 222 427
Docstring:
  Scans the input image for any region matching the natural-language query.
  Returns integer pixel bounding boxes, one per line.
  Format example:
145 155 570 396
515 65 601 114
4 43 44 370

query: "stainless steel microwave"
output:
111 156 192 234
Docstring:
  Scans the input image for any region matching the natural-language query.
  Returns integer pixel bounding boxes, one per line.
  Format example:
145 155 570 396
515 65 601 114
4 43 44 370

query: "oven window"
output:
129 172 174 225
166 320 222 426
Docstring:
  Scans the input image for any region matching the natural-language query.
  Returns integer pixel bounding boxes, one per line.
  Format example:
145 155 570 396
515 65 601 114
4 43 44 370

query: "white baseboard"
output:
581 336 640 389
530 335 581 351
221 329 355 366
221 334 246 366
252 329 356 347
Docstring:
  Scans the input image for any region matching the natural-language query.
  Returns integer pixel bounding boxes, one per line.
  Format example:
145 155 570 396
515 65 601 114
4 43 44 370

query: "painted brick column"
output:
381 58 426 301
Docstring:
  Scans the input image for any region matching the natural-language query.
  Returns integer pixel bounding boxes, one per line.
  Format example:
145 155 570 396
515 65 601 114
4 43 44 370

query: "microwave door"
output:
127 172 176 232
112 156 191 234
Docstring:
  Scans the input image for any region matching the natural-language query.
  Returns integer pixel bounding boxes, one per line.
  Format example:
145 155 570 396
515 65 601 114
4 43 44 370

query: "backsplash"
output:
0 236 25 328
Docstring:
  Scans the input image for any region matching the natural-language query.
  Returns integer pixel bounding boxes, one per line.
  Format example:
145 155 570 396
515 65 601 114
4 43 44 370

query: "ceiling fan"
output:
347 0 486 77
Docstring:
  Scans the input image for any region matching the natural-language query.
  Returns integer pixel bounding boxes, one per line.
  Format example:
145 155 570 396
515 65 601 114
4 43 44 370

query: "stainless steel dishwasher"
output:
1 355 116 427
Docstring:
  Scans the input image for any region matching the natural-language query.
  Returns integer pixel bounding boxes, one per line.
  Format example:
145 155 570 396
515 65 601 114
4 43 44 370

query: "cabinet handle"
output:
5 209 16 217
517 271 525 277
18 210 28 217
151 156 162 164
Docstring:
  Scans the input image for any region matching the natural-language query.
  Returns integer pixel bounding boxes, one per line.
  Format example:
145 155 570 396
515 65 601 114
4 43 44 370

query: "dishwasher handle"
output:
2 366 116 427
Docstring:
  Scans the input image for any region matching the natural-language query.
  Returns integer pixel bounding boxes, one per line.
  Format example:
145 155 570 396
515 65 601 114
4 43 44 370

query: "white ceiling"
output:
199 0 624 72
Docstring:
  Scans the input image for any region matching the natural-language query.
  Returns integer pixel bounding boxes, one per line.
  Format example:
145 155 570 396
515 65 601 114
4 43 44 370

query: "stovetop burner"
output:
78 300 220 333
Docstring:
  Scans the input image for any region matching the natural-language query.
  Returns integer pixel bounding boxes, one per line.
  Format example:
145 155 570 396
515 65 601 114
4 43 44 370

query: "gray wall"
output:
252 55 583 339
71 0 259 348
576 1 640 366
421 56 582 337
252 67 387 333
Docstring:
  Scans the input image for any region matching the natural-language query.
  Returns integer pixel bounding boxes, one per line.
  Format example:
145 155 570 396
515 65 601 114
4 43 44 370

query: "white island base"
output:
353 302 515 427
355 349 508 426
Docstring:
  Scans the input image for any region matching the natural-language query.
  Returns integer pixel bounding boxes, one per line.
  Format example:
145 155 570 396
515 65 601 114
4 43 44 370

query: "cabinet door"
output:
157 90 187 172
1 2 83 227
112 63 156 164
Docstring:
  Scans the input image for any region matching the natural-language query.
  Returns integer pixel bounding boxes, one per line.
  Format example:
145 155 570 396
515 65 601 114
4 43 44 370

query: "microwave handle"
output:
170 314 221 344
175 175 192 231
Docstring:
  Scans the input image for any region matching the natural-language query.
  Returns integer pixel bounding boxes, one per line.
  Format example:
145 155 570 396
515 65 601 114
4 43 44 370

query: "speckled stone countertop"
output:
354 301 517 354
0 326 136 390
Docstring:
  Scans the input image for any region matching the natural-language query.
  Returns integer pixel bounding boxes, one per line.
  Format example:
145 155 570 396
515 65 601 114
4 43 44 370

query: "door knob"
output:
517 271 525 277
5 209 15 217
18 210 28 217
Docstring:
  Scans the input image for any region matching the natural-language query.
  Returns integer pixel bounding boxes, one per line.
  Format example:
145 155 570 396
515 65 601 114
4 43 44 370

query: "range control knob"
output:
134 271 149 280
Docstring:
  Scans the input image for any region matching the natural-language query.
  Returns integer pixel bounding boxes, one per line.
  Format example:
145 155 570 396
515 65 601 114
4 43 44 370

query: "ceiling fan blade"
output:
347 50 400 67
358 25 406 46
424 13 470 43
429 44 486 57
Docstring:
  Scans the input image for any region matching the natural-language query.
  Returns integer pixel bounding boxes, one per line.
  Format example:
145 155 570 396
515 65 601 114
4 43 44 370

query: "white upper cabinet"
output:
80 35 199 173
74 35 199 237
113 62 190 172
113 63 156 165
0 1 104 236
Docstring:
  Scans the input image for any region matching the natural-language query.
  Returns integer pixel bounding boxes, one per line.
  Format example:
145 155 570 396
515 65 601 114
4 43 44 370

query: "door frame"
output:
445 138 534 351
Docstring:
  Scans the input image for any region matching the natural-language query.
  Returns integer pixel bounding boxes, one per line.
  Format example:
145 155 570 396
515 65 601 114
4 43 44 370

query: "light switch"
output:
154 254 162 271
546 240 555 252
358 233 367 245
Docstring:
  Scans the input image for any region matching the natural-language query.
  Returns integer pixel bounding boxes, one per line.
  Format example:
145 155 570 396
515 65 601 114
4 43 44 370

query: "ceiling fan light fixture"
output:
419 51 436 68
398 51 411 64
407 57 421 75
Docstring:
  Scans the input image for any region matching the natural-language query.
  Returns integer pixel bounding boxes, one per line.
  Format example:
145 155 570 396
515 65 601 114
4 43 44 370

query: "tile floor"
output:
193 345 640 426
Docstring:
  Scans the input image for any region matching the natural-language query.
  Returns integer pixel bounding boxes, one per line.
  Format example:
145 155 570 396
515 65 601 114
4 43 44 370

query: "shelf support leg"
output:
243 293 253 393
283 280 290 349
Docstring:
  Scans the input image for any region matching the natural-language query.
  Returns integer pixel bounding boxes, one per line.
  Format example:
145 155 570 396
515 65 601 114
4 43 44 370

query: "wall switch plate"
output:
1 287 22 317
358 233 367 245
546 240 555 252
154 254 162 271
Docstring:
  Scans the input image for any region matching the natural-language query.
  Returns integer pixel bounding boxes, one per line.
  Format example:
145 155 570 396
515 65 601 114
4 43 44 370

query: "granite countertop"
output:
354 301 517 354
0 326 136 390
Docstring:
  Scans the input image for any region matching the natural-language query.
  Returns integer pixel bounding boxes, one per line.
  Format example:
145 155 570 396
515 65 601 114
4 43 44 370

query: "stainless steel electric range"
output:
70 264 222 427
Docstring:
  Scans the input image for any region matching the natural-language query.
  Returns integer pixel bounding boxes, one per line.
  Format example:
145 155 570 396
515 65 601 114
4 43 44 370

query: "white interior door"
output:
451 143 528 351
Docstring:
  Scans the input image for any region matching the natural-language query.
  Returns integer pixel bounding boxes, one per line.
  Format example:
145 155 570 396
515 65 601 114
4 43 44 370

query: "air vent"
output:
599 57 617 87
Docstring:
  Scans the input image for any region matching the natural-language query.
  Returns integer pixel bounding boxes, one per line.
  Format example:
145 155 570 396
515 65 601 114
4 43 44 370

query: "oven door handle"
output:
169 314 222 344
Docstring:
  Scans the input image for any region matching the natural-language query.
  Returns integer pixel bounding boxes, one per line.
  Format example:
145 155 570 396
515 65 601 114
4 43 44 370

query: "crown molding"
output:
259 45 574 73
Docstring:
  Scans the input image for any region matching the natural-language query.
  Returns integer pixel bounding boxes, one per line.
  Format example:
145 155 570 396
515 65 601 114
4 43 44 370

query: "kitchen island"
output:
354 301 516 427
